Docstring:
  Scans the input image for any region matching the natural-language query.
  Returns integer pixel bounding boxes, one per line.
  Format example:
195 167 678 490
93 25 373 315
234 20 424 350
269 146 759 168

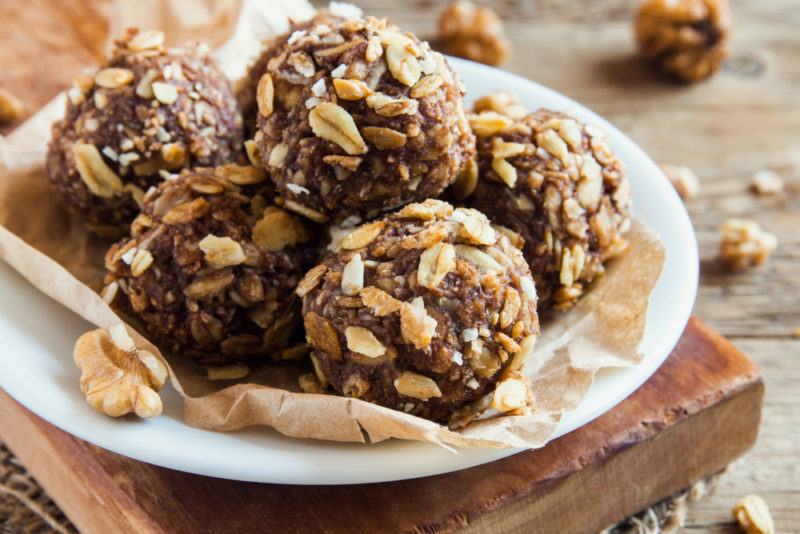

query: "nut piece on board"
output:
0 87 25 124
661 164 700 200
732 494 775 534
437 0 511 66
719 218 777 269
750 170 784 196
73 324 168 418
635 0 732 82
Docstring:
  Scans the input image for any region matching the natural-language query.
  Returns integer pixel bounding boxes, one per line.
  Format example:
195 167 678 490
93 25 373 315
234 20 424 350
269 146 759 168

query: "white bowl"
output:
0 57 698 485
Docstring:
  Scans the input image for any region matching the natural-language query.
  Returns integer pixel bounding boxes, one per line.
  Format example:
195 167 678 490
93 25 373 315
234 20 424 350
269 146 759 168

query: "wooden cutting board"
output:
0 317 763 533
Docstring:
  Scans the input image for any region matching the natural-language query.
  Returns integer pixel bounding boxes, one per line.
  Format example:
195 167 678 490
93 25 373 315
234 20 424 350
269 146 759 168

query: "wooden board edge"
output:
457 378 764 533
0 390 165 534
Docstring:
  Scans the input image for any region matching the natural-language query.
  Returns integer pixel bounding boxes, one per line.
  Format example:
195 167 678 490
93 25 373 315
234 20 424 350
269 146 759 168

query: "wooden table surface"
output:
1 0 798 531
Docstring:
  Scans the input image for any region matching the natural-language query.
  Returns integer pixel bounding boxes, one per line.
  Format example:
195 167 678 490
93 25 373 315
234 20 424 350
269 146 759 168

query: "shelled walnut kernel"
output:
719 218 777 269
437 1 511 66
73 324 167 418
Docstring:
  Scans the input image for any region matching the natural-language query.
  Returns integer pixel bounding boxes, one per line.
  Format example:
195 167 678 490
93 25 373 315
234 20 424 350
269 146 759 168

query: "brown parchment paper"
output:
0 0 665 450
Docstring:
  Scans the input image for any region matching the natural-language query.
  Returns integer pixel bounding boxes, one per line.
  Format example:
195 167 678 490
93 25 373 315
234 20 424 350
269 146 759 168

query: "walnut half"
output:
73 324 168 418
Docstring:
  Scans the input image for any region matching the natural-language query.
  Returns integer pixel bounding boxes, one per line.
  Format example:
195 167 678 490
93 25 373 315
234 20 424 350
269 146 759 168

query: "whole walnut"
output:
635 0 731 82
437 1 511 66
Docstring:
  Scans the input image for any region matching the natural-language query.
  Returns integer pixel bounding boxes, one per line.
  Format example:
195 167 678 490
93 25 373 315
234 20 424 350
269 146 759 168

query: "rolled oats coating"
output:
104 165 316 364
236 9 347 137
299 199 539 424
47 28 244 234
461 107 631 310
255 16 475 224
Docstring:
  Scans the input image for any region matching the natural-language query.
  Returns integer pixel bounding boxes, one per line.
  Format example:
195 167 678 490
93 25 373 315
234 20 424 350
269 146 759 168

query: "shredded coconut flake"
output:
466 378 479 390
331 64 347 78
311 78 327 97
286 183 311 195
121 247 138 265
462 328 478 342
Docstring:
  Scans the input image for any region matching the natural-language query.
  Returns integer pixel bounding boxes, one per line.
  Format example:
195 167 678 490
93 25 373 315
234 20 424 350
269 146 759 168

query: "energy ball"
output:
103 164 315 365
255 17 475 224
297 199 539 424
635 0 731 83
47 28 244 234
462 108 631 310
237 9 348 137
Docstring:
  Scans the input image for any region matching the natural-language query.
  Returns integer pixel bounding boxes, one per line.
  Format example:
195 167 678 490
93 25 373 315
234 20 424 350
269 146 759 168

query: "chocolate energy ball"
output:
297 199 539 424
103 164 315 365
47 28 244 234
461 108 631 310
255 16 475 224
237 9 348 137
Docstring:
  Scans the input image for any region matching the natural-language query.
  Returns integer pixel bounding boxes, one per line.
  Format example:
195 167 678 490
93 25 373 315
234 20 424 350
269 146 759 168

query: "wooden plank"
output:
0 318 764 534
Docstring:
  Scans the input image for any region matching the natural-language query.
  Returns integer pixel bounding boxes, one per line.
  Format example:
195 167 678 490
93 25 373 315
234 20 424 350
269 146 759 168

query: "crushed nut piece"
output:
732 495 775 534
491 377 530 412
720 218 778 269
662 164 700 200
400 297 438 349
360 286 402 316
333 78 373 100
73 325 167 418
750 170 784 196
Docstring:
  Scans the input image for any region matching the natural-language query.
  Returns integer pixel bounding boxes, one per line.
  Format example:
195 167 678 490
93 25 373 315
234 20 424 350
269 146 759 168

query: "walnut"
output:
437 0 511 66
73 325 168 418
732 494 775 534
750 170 784 196
719 218 777 269
635 0 732 82
661 164 700 200
0 87 25 125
